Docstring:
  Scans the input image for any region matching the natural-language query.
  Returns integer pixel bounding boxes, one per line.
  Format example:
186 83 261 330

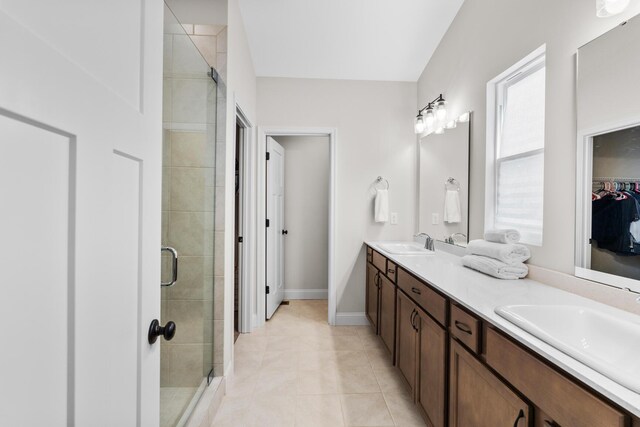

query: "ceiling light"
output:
596 0 630 17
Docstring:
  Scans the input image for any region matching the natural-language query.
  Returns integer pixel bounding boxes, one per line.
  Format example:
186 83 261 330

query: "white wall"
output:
417 0 640 273
274 135 330 298
257 77 417 313
224 0 257 373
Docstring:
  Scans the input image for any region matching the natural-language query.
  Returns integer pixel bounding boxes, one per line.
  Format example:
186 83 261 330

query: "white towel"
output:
461 255 528 280
374 189 389 223
484 228 521 244
443 190 461 223
466 239 531 264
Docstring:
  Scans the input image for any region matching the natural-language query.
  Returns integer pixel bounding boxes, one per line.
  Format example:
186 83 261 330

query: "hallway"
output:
212 300 426 426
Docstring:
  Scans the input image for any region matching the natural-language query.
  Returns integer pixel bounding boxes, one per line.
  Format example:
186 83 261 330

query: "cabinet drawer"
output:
367 246 373 263
397 268 447 326
372 250 387 273
450 304 481 354
386 260 397 282
485 327 627 427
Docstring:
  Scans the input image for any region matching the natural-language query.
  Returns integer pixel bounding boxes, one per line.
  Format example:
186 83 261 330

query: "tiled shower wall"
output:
161 23 227 387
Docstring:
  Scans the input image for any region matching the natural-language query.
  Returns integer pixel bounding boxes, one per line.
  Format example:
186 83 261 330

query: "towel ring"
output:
445 177 460 191
375 176 389 190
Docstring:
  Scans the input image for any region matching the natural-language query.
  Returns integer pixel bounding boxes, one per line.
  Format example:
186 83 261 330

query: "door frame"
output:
253 127 337 328
234 106 254 333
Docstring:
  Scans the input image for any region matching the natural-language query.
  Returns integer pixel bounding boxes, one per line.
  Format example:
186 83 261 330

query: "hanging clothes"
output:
591 189 640 255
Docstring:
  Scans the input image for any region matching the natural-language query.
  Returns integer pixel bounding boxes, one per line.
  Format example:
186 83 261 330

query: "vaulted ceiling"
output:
238 0 465 81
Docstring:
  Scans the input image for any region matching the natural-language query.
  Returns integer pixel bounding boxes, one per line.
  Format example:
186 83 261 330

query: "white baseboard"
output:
335 312 370 326
284 289 328 300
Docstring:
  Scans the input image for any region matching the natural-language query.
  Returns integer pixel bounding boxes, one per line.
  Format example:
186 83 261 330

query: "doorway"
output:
255 128 337 328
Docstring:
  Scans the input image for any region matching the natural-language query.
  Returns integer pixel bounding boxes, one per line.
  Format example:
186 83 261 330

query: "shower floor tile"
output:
161 386 198 427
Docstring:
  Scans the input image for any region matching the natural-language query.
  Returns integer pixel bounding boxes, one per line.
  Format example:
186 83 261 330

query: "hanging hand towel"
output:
443 190 461 223
375 189 389 223
484 228 521 244
461 255 528 279
466 239 531 264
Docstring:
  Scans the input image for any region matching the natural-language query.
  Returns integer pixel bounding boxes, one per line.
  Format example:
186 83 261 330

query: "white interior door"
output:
266 137 285 319
0 2 163 427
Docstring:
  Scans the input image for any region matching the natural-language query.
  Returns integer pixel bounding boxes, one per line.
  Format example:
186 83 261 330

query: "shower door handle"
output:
148 319 176 344
161 246 178 287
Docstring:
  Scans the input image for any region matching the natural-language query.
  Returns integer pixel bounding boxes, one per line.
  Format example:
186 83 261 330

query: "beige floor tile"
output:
245 395 295 427
298 351 338 371
234 335 268 354
336 365 380 394
339 393 394 426
334 350 370 369
261 350 299 371
365 346 394 369
374 367 410 394
295 395 345 427
225 374 258 397
254 368 297 396
212 395 249 427
296 368 339 395
266 335 300 352
383 391 427 426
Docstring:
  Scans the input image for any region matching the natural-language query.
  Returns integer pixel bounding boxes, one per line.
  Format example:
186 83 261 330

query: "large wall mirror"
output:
576 14 640 292
418 114 471 246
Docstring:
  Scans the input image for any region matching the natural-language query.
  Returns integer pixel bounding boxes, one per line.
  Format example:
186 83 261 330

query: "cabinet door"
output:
417 309 447 427
366 263 379 332
450 339 530 427
379 274 396 357
396 290 418 393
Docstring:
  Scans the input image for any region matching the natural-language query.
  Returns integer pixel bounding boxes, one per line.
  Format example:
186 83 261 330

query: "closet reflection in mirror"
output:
418 115 470 245
576 12 640 290
590 127 640 280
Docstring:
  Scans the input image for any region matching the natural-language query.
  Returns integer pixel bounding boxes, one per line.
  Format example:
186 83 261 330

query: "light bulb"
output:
414 114 426 134
596 0 630 17
435 99 447 122
435 127 445 135
444 119 457 129
458 112 470 123
424 108 436 128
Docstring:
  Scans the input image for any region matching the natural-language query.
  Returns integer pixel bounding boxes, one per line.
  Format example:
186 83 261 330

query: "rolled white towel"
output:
466 239 530 264
461 255 528 280
484 228 520 244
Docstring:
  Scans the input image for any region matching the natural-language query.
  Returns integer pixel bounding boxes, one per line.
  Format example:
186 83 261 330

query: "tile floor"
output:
161 386 198 427
211 300 426 427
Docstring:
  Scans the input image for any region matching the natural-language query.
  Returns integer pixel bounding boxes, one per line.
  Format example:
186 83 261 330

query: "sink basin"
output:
495 304 640 393
376 242 435 255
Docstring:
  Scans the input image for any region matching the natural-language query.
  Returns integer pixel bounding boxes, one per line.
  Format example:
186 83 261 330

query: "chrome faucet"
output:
445 233 467 245
414 233 435 251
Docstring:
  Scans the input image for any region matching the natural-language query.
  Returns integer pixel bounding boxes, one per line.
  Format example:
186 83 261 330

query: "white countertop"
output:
366 241 640 417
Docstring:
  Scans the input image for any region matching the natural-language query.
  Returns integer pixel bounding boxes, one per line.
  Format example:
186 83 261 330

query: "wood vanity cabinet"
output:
396 289 418 391
449 338 530 427
378 273 396 357
416 306 447 427
366 262 379 332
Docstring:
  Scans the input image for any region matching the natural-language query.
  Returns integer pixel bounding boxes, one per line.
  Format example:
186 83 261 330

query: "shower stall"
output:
160 4 225 426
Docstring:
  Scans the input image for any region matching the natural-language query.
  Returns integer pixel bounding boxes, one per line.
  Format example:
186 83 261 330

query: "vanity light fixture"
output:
596 0 630 17
414 94 447 134
414 113 426 134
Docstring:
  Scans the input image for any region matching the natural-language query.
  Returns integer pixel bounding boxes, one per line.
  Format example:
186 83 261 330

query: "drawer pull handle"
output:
513 409 525 427
454 320 472 334
411 287 421 295
543 421 556 427
387 268 395 274
410 309 418 331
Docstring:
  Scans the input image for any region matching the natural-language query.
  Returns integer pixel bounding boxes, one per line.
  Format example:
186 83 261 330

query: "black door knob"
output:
282 229 288 235
148 319 176 344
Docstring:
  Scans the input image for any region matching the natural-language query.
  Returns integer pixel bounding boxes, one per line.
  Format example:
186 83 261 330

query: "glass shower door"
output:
160 4 217 427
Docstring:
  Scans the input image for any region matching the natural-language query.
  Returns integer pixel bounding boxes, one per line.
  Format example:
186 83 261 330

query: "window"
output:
486 47 546 246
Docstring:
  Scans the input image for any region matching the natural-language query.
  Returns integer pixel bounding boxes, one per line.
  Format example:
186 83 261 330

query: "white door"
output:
0 2 163 427
266 137 285 319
